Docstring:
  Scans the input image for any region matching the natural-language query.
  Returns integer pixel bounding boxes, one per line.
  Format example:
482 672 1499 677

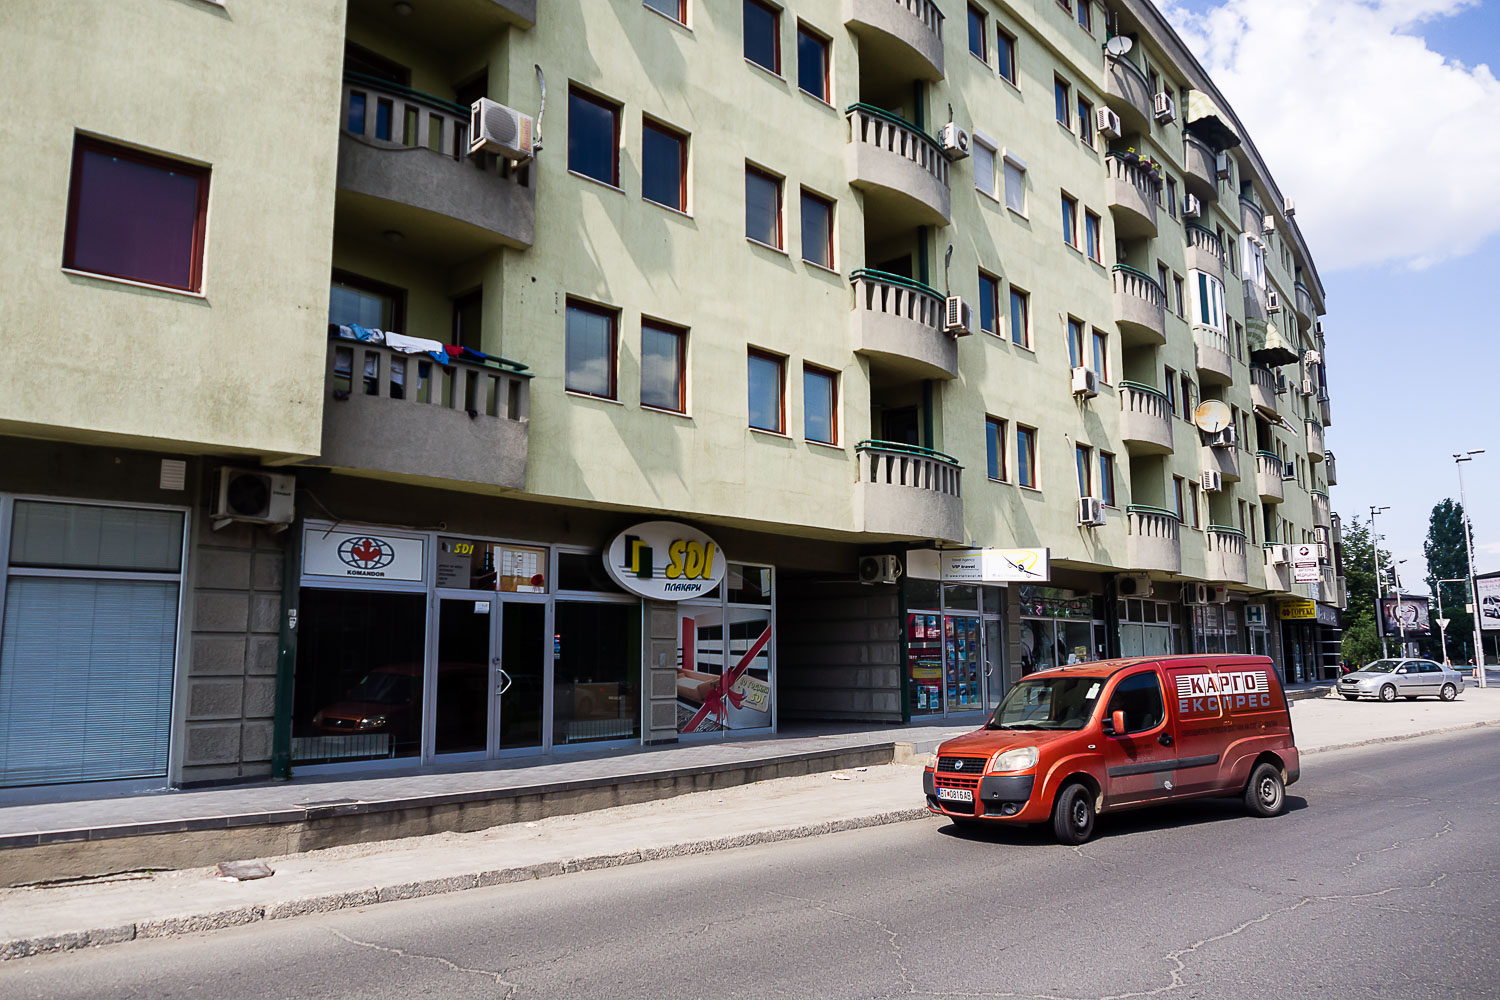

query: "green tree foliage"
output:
1424 498 1475 662
1339 515 1391 666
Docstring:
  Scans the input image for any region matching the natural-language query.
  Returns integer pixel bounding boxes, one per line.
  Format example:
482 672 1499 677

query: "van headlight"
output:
990 747 1039 772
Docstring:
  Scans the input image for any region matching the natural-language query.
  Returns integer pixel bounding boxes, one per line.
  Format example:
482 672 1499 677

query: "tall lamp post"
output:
1435 578 1469 665
1454 451 1487 688
1370 505 1391 658
1391 559 1408 656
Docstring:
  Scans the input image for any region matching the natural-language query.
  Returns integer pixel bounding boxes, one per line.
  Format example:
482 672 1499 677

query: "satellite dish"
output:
1193 399 1233 433
1105 35 1133 58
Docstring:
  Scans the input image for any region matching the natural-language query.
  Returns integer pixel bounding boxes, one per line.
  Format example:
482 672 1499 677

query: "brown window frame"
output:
642 117 688 213
643 0 687 24
799 188 834 268
795 21 831 104
747 348 786 433
330 268 407 333
640 317 688 414
1017 424 1039 489
978 270 1001 335
996 26 1017 83
744 0 782 75
745 164 784 250
564 297 619 400
567 86 622 187
986 415 1008 482
967 4 989 63
802 363 839 445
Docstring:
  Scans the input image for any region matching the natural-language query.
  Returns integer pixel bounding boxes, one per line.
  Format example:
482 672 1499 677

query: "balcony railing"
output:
1250 364 1280 416
854 440 963 542
1105 154 1158 238
849 269 955 379
1119 381 1174 454
1240 195 1264 237
1127 505 1182 575
845 104 950 226
1202 437 1242 483
1256 451 1285 503
1206 526 1248 584
1112 264 1166 346
1263 545 1293 593
1194 326 1234 384
1182 134 1219 201
843 0 945 80
1325 450 1338 486
1104 56 1153 132
1311 489 1332 528
1306 418 1326 461
1294 282 1315 327
1185 223 1225 276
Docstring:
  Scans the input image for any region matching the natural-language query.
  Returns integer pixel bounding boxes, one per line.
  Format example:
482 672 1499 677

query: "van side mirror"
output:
1107 709 1127 736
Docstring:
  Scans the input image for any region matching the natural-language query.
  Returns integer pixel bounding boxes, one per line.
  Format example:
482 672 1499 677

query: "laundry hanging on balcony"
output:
332 324 450 365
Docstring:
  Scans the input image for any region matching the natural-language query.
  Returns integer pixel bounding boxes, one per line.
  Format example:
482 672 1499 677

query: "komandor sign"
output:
603 521 727 601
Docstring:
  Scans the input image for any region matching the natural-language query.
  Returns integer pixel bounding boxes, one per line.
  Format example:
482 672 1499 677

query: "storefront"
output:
1189 600 1248 654
1278 599 1318 683
1117 595 1183 657
1246 604 1273 657
1018 586 1106 673
904 579 1006 718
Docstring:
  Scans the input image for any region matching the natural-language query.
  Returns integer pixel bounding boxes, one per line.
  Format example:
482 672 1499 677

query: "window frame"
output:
743 0 782 75
996 25 1018 84
1061 192 1079 249
1077 0 1092 32
967 4 988 63
1077 95 1095 147
1009 286 1031 348
799 188 835 268
1084 210 1102 262
1172 475 1186 522
641 117 688 213
1002 153 1027 215
745 163 784 250
973 136 998 199
795 21 831 103
567 86 622 188
640 317 688 414
330 268 407 333
978 270 1001 335
986 415 1008 482
643 0 687 24
802 363 838 445
1054 76 1072 128
1066 316 1086 368
564 297 620 400
1017 424 1039 489
747 348 786 434
1075 443 1093 498
1090 327 1108 381
1099 451 1117 507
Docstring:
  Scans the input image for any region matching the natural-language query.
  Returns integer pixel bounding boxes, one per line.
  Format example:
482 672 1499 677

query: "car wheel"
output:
1341 694 1359 701
1245 762 1286 817
1380 684 1397 702
1440 683 1458 702
1052 781 1095 845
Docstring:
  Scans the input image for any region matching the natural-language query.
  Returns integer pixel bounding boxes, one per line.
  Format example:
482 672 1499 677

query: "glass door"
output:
434 597 493 757
983 617 1006 710
945 615 982 713
497 600 546 752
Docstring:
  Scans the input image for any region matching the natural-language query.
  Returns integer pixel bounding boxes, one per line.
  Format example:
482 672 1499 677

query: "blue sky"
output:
1158 0 1500 590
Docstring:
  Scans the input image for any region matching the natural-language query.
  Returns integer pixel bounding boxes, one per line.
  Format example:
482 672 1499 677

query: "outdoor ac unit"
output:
1316 542 1330 563
1211 426 1237 449
1314 525 1331 546
1301 378 1315 396
1315 320 1325 336
938 122 970 160
944 296 973 336
1266 544 1291 566
1201 470 1223 493
1282 460 1296 480
469 98 535 160
1153 92 1176 123
1095 107 1122 139
1184 582 1220 605
1078 497 1107 527
1263 214 1278 234
1215 152 1231 180
1071 366 1099 399
1117 574 1153 598
1267 290 1281 313
857 554 902 585
1183 194 1202 218
212 468 295 526
1284 198 1296 218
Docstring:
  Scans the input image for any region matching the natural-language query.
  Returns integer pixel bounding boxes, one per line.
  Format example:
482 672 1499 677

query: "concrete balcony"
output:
1182 134 1219 203
846 105 950 228
843 0 945 81
1250 365 1280 418
316 336 530 489
1311 490 1332 528
1185 224 1224 280
1105 154 1159 239
1194 326 1234 385
1263 546 1293 593
1206 527 1249 584
1112 265 1167 346
1104 56 1153 134
1320 396 1333 427
1202 439 1241 483
850 270 956 380
1256 452 1285 503
1326 450 1338 486
1127 507 1182 575
348 0 536 39
855 441 963 542
1306 419 1326 461
1318 564 1339 602
1240 196 1264 240
1119 382 1175 455
1294 282 1315 330
337 75 534 260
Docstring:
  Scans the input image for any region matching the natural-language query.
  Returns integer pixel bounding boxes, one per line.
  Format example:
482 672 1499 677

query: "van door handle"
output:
1158 733 1174 747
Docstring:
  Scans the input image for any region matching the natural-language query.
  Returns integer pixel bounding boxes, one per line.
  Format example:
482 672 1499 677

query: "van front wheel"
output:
1245 762 1286 817
1052 782 1096 845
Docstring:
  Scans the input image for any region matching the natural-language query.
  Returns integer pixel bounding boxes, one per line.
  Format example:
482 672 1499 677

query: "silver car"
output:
1338 658 1463 702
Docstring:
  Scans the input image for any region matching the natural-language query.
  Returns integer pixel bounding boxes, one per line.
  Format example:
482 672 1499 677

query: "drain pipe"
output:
271 504 304 781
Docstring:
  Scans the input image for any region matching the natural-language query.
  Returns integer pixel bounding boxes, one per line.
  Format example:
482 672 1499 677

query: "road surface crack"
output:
330 928 521 996
1342 818 1453 875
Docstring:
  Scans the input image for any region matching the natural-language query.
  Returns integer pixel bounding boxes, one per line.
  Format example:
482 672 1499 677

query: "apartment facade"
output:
0 0 1342 797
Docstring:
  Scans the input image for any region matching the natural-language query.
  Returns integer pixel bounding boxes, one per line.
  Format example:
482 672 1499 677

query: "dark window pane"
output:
744 0 779 72
642 123 685 210
557 551 627 593
804 367 835 443
347 92 367 134
568 90 617 185
553 601 641 746
748 352 782 431
800 191 831 266
979 274 998 332
746 169 781 247
1010 289 1028 346
986 420 1001 479
452 291 482 351
68 145 205 290
644 0 683 21
797 28 828 99
375 98 393 140
566 302 615 397
641 322 684 411
1054 80 1069 124
997 32 1015 81
967 6 986 59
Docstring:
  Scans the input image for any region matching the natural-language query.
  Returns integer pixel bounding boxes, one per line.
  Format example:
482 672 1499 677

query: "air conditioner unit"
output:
938 122 970 161
1095 107 1122 140
1071 366 1099 399
212 468 295 526
1266 544 1290 567
944 296 973 336
1300 378 1315 396
1282 460 1296 480
1201 470 1223 493
857 554 902 585
1117 574 1153 598
1078 497 1107 527
1215 152 1231 180
1316 542 1330 563
1314 525 1331 546
1185 582 1212 605
1263 214 1278 234
1211 426 1237 449
469 98 535 160
1267 290 1281 313
1153 92 1176 123
1315 320 1325 336
1183 194 1202 218
1305 349 1323 364
1284 198 1296 218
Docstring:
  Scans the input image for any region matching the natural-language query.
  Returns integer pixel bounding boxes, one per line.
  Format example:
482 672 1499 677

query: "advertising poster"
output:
676 606 771 733
1379 595 1432 638
1478 577 1500 631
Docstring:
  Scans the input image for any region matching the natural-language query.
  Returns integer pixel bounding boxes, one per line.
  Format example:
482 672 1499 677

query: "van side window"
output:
1106 672 1164 734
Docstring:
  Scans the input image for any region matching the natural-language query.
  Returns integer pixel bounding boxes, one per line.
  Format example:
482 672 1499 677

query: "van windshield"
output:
986 675 1103 730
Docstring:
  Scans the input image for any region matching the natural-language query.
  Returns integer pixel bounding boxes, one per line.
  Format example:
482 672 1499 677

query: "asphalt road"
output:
3 729 1497 1000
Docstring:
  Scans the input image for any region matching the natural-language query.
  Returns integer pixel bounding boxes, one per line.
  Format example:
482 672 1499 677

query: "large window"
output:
986 416 1007 481
800 189 833 268
330 270 405 332
642 119 687 212
968 4 988 61
1009 286 1030 347
744 0 780 73
745 165 783 249
1099 451 1117 507
803 364 837 444
641 319 686 412
748 349 785 432
553 601 642 745
1017 425 1038 488
996 26 1017 83
978 271 1000 334
565 299 617 399
796 23 830 102
568 88 620 186
64 136 210 292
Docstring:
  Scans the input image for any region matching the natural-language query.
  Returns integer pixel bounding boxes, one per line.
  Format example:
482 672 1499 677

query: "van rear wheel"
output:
1245 762 1286 818
1052 782 1095 845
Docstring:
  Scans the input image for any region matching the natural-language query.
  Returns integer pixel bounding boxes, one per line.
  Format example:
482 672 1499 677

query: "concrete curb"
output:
1301 718 1500 756
0 807 934 962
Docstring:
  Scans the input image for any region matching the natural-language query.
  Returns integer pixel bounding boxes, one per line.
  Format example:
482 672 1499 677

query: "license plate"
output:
937 787 973 802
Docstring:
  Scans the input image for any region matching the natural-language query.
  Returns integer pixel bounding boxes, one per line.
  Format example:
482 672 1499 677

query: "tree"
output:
1424 498 1475 663
1339 515 1392 666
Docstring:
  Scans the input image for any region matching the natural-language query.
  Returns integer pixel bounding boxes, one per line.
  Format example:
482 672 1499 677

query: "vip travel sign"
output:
603 521 727 601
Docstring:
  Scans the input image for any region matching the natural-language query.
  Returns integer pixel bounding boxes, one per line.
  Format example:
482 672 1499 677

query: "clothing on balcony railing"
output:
336 323 451 364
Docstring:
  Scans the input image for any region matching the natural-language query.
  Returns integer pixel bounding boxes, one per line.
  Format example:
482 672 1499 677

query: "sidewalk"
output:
3 686 1497 962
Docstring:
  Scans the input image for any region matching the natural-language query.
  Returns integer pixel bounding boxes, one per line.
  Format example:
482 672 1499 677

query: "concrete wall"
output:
778 580 902 722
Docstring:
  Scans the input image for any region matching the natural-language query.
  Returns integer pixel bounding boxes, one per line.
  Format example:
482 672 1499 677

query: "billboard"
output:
1479 576 1500 631
1379 595 1431 638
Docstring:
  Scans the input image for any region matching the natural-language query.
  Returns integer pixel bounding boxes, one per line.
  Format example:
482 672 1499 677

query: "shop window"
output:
553 601 642 745
676 564 773 733
557 550 627 594
8 500 183 572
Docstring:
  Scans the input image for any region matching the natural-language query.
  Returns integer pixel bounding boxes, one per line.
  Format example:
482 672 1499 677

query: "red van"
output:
922 654 1299 844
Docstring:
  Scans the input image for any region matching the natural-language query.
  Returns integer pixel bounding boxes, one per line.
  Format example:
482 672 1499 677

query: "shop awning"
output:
1185 91 1242 151
1251 319 1299 366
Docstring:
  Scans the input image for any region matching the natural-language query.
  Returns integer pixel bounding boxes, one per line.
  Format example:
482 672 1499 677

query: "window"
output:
744 0 780 74
1193 271 1227 331
568 88 620 186
1077 96 1094 146
565 299 618 399
745 165 783 249
451 289 482 350
1166 177 1177 218
1173 273 1186 317
1054 77 1071 126
803 364 837 444
1099 452 1116 506
1090 327 1107 380
996 27 1017 83
797 23 830 102
974 138 997 198
641 319 686 412
1237 499 1247 534
1172 475 1185 521
986 416 1007 481
978 271 1001 334
800 189 834 267
1003 156 1026 214
1189 482 1201 528
1017 425 1038 488
1234 321 1244 360
1077 0 1092 32
1066 317 1085 367
1164 366 1177 415
1075 444 1093 497
1084 210 1102 262
644 0 685 22
63 136 210 292
747 349 784 432
330 270 405 332
1106 671 1164 734
1157 262 1171 298
1180 373 1195 417
1009 287 1030 347
642 119 687 212
1249 504 1257 544
968 4 987 61
1061 193 1078 248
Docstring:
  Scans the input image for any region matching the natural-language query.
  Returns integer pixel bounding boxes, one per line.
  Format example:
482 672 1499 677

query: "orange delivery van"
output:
922 654 1299 844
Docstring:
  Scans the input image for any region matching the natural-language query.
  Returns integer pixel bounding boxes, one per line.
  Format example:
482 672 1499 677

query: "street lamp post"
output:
1454 451 1487 688
1392 559 1408 656
1370 505 1390 658
1435 578 1468 666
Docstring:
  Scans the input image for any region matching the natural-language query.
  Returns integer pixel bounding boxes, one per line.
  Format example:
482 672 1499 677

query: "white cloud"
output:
1159 0 1500 272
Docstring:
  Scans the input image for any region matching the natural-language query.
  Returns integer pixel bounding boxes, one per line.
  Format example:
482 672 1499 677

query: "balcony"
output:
1311 490 1332 528
347 0 536 42
1326 450 1338 486
337 74 534 260
1202 439 1241 483
1294 282 1315 330
1318 565 1339 602
1119 382 1175 455
1239 196 1263 239
1250 365 1280 417
1127 507 1182 575
843 0 945 81
1104 56 1153 134
1105 154 1159 239
1263 546 1293 593
1112 265 1166 346
855 441 963 542
846 105 950 228
1185 224 1224 279
1256 452 1285 503
1206 526 1249 584
850 270 956 380
1306 419 1326 461
1320 396 1333 427
1182 134 1219 203
1194 326 1234 385
316 335 530 489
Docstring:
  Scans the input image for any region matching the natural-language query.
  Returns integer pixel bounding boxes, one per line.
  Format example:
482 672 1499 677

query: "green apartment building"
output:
0 0 1343 796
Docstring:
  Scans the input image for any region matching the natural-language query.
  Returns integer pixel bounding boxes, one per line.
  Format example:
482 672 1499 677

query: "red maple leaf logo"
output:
350 539 382 565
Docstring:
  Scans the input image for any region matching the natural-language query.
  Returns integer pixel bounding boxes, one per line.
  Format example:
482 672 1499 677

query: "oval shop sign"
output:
603 521 727 601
